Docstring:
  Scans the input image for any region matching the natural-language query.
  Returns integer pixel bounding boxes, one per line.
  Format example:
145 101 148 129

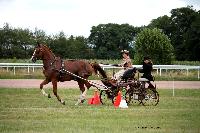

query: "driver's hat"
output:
121 50 129 54
144 56 151 60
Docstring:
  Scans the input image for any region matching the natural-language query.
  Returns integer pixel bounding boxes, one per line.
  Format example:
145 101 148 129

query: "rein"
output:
63 70 108 90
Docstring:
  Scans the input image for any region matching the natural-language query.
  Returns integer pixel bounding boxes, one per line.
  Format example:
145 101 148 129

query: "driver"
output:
113 50 133 81
138 56 154 88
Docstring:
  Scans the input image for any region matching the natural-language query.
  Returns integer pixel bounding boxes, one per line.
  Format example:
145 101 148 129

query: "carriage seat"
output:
121 67 137 81
138 78 149 82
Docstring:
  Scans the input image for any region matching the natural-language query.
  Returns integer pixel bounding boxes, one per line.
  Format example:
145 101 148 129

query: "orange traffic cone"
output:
88 90 100 105
114 91 122 108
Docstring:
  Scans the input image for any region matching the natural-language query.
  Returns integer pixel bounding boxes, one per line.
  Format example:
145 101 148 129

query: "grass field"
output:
0 88 200 133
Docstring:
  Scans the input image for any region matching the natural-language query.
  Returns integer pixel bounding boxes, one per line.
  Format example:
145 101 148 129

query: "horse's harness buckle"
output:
59 60 67 74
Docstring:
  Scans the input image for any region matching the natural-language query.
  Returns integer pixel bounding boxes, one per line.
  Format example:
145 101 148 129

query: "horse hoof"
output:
75 100 81 105
62 101 65 105
48 94 51 98
81 99 86 103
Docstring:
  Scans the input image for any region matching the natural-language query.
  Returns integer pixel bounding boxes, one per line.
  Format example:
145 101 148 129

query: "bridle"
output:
31 46 57 70
31 47 44 62
31 44 68 75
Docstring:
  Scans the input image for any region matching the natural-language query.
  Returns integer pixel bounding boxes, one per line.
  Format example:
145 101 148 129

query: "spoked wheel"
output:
141 88 159 106
100 90 115 105
100 87 127 105
125 89 142 105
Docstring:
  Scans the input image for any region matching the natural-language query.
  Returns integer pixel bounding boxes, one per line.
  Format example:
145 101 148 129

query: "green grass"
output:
0 88 200 133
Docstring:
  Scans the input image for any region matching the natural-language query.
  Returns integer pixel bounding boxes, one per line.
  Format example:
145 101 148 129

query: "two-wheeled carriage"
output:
98 68 159 106
124 79 159 106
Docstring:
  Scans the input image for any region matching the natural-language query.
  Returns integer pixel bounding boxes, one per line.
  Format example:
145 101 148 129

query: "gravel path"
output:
0 79 199 89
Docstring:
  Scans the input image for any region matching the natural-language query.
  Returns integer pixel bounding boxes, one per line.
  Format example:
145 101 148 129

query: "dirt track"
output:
0 79 199 89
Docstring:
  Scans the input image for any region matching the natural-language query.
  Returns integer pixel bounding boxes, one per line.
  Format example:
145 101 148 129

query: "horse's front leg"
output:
52 80 65 105
40 79 51 98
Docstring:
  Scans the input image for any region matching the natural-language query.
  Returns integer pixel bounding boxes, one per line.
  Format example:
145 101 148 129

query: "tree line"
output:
0 6 199 64
0 25 91 59
148 6 200 61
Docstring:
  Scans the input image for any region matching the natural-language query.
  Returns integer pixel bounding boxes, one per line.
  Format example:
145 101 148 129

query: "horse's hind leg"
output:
40 79 51 98
75 80 87 105
52 80 65 105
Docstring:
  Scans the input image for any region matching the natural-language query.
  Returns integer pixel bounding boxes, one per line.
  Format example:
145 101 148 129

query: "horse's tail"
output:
91 62 108 79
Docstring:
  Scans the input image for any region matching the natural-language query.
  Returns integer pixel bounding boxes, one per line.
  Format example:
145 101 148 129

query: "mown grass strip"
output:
0 88 199 133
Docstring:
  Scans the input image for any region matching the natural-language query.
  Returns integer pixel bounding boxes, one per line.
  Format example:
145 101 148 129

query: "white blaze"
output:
31 49 36 60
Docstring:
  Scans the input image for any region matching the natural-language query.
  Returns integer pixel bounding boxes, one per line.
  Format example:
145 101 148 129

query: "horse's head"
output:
31 43 44 63
91 62 98 75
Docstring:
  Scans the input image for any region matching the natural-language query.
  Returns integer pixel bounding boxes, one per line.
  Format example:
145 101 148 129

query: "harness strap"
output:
65 70 108 90
57 60 108 90
60 59 66 73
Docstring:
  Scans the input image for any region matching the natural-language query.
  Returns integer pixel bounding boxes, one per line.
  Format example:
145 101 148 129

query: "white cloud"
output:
0 0 196 37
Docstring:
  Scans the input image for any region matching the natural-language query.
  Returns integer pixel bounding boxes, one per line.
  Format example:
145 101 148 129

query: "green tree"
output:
185 11 200 60
48 31 68 58
0 23 35 58
33 28 48 44
0 23 13 58
48 32 90 59
0 23 90 59
88 23 137 59
148 15 172 37
170 6 197 60
149 6 200 61
134 28 174 64
66 35 90 59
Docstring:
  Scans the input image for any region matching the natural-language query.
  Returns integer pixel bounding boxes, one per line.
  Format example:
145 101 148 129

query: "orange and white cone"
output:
114 91 128 108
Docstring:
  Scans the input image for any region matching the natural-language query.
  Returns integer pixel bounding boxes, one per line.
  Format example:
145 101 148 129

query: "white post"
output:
159 68 162 76
187 68 188 76
172 66 175 97
198 67 200 80
32 67 35 73
172 80 175 96
28 66 30 74
14 66 16 75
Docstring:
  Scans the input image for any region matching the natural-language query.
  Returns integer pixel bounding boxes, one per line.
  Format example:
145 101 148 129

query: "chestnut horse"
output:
31 43 97 105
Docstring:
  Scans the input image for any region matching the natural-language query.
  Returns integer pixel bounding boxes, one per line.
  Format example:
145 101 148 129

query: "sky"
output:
0 0 200 37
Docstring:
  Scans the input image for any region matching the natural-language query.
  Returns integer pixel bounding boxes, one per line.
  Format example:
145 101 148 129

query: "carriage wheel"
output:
100 87 127 105
141 88 159 106
100 90 114 105
125 89 142 105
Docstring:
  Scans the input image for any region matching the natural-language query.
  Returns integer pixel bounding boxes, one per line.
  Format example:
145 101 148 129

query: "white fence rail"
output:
0 63 199 79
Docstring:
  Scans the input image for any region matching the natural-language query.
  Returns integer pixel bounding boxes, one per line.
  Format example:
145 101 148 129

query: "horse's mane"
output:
40 44 56 57
92 63 118 87
92 63 108 79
